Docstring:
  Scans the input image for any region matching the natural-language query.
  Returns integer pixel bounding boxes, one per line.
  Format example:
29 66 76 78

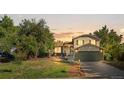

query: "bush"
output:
38 48 49 58
117 52 124 61
104 53 113 61
12 58 22 65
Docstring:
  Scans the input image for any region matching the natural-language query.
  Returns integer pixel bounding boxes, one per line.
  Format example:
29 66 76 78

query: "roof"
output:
63 41 73 45
55 41 73 47
63 41 73 47
72 34 100 41
75 43 103 50
54 41 63 47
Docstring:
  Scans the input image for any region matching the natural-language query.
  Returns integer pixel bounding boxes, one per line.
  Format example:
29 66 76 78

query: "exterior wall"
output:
73 37 100 48
62 43 73 56
78 45 100 51
63 47 70 55
54 47 61 53
96 41 100 46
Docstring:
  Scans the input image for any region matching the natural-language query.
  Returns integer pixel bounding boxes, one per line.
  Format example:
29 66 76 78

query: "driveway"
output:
80 61 124 79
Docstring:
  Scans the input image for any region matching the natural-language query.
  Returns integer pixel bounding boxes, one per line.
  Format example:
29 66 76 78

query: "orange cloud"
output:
54 32 84 42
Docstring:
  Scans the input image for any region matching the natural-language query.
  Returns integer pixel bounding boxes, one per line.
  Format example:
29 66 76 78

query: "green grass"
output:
0 59 75 79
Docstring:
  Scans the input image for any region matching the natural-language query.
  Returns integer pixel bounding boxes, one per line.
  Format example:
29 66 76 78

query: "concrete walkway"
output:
80 61 124 79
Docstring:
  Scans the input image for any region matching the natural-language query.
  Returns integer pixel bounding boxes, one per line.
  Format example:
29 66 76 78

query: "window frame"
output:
89 40 91 44
76 40 78 45
82 40 84 45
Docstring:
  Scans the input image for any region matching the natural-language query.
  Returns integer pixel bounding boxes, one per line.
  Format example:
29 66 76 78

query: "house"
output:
72 34 103 61
54 41 63 56
72 34 100 48
54 41 73 56
62 41 73 56
54 34 103 61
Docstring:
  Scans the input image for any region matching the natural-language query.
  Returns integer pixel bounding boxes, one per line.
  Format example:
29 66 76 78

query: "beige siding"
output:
79 46 100 51
54 47 61 53
74 37 100 48
63 47 70 55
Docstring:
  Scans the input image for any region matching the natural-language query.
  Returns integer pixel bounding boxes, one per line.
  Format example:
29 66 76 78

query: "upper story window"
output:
89 40 91 44
82 40 84 45
76 40 78 45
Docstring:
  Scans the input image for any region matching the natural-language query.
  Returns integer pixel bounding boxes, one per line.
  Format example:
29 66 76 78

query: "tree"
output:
93 25 123 61
0 15 14 29
93 25 109 47
19 18 54 58
13 35 37 60
0 15 54 61
0 15 18 52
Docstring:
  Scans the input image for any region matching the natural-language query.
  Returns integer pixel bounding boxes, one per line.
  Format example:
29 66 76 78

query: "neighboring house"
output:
54 41 73 56
54 41 63 56
54 34 103 61
62 41 73 56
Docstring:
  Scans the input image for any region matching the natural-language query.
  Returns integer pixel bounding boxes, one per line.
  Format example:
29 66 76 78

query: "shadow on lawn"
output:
0 69 12 73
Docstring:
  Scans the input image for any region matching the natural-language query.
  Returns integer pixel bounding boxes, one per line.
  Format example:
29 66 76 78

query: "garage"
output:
77 51 103 61
75 44 103 62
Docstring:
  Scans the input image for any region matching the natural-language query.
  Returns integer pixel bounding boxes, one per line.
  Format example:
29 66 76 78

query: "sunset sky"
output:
1 14 124 42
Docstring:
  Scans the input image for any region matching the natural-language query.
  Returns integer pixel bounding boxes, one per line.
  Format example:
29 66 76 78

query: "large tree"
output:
0 15 18 52
19 18 54 58
0 15 54 61
93 25 123 61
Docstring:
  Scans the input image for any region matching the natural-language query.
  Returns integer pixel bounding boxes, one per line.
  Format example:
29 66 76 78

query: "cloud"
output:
54 32 84 41
67 28 73 30
120 29 124 33
50 28 57 30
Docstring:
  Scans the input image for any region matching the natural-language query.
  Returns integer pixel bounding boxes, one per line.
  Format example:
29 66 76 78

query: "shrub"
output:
12 58 22 65
117 52 124 61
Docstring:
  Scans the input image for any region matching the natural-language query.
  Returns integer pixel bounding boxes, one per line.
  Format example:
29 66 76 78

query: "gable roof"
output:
72 34 100 41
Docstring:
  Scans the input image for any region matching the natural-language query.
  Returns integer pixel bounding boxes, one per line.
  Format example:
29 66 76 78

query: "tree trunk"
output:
35 48 39 58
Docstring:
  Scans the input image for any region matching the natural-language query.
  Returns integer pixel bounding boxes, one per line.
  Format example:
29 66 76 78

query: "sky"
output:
0 14 124 42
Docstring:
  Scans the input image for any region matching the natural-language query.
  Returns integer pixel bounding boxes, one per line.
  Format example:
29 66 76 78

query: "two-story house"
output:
72 34 103 61
54 34 103 61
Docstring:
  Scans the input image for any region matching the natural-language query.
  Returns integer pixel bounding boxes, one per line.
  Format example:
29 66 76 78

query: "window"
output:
76 40 78 45
89 40 91 44
82 40 84 45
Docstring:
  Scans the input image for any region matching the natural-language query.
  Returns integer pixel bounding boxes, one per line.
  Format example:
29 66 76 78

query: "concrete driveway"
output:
80 61 124 79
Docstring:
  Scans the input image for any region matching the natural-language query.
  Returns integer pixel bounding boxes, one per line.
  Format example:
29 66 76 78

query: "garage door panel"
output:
77 51 102 62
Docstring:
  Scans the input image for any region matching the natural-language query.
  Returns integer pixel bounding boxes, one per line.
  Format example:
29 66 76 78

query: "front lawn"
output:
0 58 81 79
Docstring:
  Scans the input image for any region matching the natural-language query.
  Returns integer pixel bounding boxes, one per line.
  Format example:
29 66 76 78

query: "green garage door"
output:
77 51 103 62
